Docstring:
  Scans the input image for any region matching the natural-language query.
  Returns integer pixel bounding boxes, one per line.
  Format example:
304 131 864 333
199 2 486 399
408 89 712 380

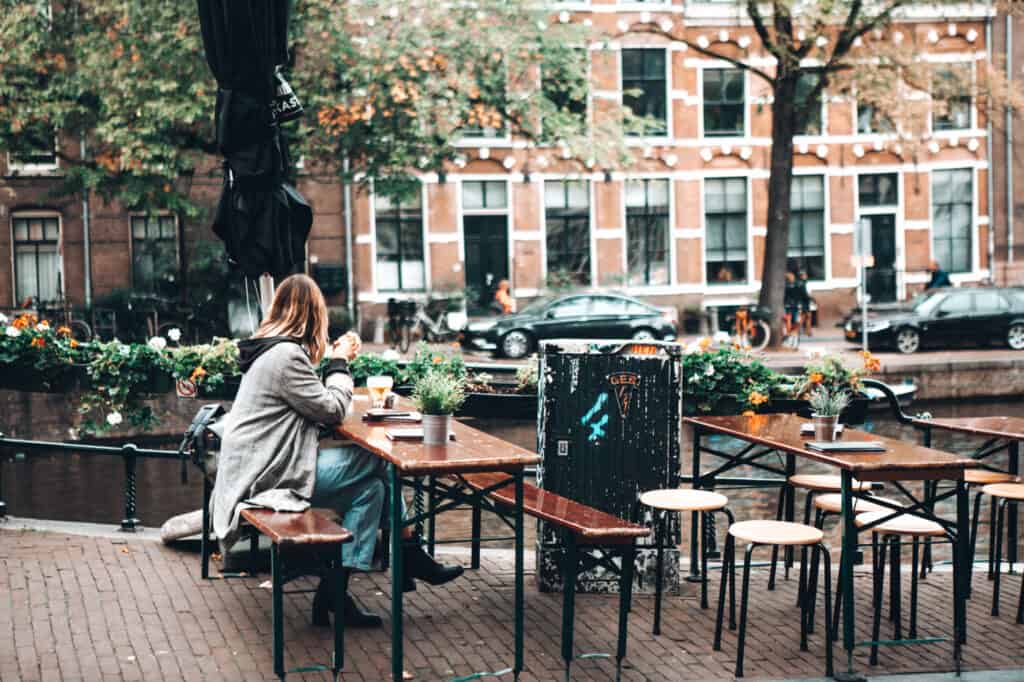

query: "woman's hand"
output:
329 331 361 361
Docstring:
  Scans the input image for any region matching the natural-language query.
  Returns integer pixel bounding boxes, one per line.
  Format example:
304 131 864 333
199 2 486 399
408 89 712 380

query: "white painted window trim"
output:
458 177 514 294
700 174 752 287
621 176 675 289
10 209 63 306
6 147 60 177
369 179 430 294
697 65 748 141
127 212 180 292
853 170 905 299
791 169 831 282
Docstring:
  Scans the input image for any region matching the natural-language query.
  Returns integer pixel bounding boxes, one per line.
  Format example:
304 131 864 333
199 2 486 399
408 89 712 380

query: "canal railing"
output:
0 433 182 531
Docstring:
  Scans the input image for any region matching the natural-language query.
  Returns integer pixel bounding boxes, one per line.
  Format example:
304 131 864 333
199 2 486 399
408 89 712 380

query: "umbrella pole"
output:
258 273 275 318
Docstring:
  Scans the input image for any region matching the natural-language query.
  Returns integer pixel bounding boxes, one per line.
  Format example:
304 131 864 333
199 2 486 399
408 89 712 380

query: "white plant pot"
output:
812 414 840 442
422 414 451 445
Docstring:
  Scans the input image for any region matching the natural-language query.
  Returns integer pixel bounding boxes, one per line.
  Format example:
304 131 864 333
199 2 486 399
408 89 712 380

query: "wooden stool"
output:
965 471 1019 580
986 482 1024 623
641 489 732 634
770 474 870 590
713 520 832 679
854 511 946 666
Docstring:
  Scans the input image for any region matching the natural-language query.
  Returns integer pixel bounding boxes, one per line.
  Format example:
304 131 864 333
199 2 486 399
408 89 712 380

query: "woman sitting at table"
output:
210 274 463 630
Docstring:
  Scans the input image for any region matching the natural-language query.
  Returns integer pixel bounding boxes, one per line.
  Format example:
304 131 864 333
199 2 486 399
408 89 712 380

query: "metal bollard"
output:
121 444 140 531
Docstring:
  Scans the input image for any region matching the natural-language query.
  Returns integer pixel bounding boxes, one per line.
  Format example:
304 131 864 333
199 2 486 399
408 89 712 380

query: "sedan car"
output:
844 287 1024 354
461 292 678 359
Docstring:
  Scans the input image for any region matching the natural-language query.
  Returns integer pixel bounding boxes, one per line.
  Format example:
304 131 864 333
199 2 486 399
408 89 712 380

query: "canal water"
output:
2 398 1022 562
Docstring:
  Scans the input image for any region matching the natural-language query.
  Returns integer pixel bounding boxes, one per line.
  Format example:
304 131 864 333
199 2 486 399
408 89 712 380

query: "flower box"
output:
0 364 80 393
197 375 242 400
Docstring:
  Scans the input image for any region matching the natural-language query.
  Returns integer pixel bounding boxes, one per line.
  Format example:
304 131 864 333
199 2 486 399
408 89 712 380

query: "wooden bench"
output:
459 472 650 680
239 508 354 681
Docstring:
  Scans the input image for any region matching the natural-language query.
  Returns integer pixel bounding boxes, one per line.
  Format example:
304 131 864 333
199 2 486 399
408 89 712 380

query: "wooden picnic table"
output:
337 391 540 682
684 413 978 679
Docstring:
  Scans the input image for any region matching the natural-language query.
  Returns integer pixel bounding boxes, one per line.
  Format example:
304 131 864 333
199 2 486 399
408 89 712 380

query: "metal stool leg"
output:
969 489 983 572
616 542 636 682
735 544 756 678
910 537 919 639
561 533 578 682
470 495 482 570
891 536 903 640
799 543 809 652
653 511 666 635
701 512 710 610
820 544 834 679
768 487 785 591
332 562 349 679
993 500 1007 617
989 496 999 579
271 544 285 681
713 534 734 650
870 535 888 666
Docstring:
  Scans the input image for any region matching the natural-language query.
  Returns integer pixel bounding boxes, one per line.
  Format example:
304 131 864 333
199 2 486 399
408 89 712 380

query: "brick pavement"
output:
2 527 1024 681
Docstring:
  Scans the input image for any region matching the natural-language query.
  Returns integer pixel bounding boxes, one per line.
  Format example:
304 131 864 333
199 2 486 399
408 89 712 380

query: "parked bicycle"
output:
386 298 417 353
415 296 467 344
725 304 771 352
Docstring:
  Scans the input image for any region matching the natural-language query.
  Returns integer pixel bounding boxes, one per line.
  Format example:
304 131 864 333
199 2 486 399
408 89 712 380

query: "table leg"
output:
1009 441 1019 568
271 544 284 681
689 427 701 580
839 470 861 680
616 541 636 682
515 471 524 680
956 478 970 652
390 467 404 682
561 532 578 682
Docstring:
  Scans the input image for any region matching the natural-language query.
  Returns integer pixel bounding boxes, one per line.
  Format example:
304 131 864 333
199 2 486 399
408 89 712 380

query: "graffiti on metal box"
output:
581 393 609 443
608 372 640 418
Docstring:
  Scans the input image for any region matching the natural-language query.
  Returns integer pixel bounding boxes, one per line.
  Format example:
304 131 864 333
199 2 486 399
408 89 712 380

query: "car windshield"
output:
911 291 945 316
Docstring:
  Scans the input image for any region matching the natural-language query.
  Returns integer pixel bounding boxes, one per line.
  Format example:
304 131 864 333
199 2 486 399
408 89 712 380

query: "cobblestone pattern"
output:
2 528 1023 681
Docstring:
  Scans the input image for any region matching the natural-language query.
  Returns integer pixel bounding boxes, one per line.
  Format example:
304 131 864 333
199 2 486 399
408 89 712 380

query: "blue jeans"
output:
311 446 403 571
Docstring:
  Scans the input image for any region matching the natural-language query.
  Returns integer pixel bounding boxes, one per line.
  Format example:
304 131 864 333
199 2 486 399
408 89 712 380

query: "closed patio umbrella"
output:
196 0 310 282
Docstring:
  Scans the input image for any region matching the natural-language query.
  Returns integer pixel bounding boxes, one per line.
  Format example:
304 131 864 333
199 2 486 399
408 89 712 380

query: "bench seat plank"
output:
461 473 650 541
240 508 354 546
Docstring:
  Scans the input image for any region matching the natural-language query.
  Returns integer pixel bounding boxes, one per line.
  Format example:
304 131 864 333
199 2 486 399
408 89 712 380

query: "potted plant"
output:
411 370 466 445
0 313 88 392
808 386 851 442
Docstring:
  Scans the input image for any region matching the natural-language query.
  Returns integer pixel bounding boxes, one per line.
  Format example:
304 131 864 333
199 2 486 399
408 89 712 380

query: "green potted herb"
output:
808 386 851 442
411 370 466 445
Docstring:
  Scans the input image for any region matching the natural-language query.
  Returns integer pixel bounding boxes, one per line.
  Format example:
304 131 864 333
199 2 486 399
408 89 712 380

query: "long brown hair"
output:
253 274 329 363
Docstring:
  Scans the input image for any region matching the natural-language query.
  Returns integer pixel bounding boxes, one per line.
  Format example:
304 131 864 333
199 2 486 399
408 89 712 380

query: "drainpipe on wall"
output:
80 137 92 307
342 155 356 327
1006 13 1015 265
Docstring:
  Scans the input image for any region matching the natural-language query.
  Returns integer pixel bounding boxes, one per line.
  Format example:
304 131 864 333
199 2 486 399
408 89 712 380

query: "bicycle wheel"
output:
748 320 771 352
70 320 92 343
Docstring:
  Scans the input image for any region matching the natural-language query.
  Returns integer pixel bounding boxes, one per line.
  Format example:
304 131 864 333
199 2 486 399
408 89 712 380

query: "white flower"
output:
704 363 716 377
35 321 49 331
713 331 731 345
106 412 123 426
381 349 400 361
167 328 182 343
683 342 703 356
147 336 167 352
119 344 131 357
5 326 20 338
0 312 7 324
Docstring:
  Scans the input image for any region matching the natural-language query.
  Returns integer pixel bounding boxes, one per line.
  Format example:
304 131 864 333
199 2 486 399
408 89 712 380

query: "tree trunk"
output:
758 75 799 348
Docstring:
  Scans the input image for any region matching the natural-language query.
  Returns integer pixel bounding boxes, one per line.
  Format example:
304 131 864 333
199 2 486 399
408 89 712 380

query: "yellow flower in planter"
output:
748 390 769 407
57 326 71 336
809 372 824 384
190 366 207 382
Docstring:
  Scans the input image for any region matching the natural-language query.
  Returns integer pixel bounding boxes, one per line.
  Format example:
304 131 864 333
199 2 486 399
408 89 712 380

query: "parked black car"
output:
844 287 1024 354
461 292 678 359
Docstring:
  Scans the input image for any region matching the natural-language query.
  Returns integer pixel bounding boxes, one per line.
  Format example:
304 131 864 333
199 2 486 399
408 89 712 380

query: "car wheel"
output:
1008 324 1024 350
631 328 656 341
895 327 921 354
501 330 533 359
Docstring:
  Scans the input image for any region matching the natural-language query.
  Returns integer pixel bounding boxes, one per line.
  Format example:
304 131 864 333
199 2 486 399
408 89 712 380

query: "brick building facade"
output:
0 2 1002 333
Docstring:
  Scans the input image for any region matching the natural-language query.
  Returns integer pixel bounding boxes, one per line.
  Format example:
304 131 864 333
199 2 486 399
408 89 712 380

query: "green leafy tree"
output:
631 1 1022 346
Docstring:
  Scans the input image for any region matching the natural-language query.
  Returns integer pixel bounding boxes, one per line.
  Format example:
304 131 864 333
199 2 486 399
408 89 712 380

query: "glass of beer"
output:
367 375 394 409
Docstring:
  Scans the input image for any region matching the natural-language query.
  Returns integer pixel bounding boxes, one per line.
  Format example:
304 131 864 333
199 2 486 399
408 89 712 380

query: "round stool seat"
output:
812 493 897 515
640 489 729 512
965 469 1018 485
729 520 824 546
981 482 1024 501
788 474 871 492
855 511 945 537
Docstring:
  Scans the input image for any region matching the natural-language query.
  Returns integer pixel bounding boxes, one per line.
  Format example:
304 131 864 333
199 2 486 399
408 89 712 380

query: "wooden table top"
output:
685 413 979 480
910 415 1024 441
336 392 542 475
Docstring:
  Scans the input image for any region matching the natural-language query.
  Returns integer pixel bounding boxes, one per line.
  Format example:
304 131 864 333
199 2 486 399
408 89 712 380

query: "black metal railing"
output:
0 434 180 531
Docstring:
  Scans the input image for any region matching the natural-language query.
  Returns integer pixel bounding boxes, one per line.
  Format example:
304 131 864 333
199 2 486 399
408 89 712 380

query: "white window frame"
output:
457 176 514 293
542 178 594 288
370 185 429 293
620 46 672 144
700 175 752 288
10 210 63 306
622 176 674 289
929 166 977 277
698 65 748 140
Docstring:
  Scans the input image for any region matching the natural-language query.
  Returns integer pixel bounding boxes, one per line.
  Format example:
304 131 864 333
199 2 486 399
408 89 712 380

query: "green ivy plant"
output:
682 342 781 414
167 338 241 394
78 340 172 434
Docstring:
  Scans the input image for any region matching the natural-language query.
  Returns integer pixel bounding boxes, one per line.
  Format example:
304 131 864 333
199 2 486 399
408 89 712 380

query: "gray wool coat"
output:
210 342 354 549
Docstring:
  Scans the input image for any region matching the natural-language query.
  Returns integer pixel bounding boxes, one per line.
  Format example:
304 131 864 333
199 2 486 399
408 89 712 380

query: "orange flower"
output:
431 355 444 365
12 314 36 330
809 372 824 384
741 410 755 417
70 339 78 348
30 337 45 348
190 367 207 382
57 326 71 336
698 337 712 350
747 390 769 407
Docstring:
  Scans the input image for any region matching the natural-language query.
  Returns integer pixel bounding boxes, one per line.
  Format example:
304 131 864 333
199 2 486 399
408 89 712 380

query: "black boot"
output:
401 537 464 591
312 577 383 628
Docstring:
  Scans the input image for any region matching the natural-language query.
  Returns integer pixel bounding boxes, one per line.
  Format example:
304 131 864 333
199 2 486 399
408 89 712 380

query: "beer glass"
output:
367 375 394 409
